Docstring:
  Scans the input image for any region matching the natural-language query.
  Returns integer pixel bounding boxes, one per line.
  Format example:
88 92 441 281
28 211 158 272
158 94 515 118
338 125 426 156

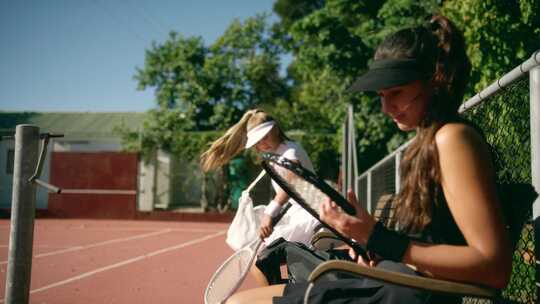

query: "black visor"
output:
348 58 422 92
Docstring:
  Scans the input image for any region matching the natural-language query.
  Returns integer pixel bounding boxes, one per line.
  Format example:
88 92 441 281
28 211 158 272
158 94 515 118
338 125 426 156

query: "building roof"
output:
0 112 146 140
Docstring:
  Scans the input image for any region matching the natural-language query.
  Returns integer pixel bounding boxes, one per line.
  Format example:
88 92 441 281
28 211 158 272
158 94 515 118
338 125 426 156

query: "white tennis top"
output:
265 140 320 246
274 140 314 170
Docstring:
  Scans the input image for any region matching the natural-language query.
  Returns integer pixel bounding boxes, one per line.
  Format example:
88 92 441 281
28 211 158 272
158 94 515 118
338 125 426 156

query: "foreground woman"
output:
226 15 511 304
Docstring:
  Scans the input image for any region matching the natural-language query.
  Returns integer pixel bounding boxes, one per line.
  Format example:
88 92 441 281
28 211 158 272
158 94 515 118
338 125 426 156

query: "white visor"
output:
245 121 275 149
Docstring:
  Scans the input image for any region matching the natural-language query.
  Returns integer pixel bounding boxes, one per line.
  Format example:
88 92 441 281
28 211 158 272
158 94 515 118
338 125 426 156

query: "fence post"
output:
530 66 540 299
341 110 349 196
347 104 359 196
4 125 40 304
395 151 401 194
366 171 372 214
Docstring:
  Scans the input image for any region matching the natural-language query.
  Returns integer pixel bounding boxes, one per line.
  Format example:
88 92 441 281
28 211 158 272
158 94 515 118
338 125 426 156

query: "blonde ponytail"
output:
200 110 258 172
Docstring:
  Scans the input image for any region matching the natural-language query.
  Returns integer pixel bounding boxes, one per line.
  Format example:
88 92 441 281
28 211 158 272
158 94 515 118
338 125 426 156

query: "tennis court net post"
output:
4 125 40 304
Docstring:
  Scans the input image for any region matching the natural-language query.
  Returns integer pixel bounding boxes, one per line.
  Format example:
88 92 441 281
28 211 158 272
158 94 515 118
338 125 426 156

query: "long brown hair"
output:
200 109 289 172
375 15 471 232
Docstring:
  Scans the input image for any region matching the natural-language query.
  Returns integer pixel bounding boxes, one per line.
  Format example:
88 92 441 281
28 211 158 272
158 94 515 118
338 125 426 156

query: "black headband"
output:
369 58 418 70
348 58 422 92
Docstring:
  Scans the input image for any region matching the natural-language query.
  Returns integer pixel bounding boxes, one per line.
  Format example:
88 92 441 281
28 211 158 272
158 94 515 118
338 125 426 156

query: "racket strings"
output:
261 153 368 259
284 173 335 214
205 248 254 304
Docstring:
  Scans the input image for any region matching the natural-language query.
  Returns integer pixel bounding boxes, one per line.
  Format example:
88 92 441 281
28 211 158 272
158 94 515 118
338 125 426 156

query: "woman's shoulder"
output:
277 140 314 170
435 122 487 151
278 140 303 152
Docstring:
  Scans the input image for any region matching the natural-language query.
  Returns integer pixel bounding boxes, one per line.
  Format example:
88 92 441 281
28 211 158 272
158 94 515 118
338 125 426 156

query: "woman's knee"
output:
224 292 244 304
224 284 285 304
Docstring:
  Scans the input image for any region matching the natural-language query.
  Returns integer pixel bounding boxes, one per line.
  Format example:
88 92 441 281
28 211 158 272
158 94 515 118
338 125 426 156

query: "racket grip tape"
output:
350 243 370 261
270 202 291 227
327 191 357 216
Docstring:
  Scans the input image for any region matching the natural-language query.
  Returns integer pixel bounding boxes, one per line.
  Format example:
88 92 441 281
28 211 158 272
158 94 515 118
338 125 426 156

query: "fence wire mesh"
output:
357 75 535 303
461 77 534 304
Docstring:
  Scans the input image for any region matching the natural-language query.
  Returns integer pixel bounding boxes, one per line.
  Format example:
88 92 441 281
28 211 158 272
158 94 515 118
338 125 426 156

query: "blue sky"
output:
0 0 276 112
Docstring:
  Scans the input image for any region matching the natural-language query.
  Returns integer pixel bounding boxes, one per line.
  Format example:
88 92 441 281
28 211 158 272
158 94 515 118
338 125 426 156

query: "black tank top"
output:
406 188 466 246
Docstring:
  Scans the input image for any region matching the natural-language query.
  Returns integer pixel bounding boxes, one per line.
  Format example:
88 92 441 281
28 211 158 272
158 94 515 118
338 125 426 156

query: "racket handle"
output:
328 191 357 215
350 242 369 261
270 202 292 227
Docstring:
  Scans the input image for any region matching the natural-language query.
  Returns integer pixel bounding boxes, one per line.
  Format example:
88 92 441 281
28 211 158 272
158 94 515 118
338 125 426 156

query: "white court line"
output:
0 227 223 254
0 230 225 302
50 227 225 233
0 229 172 265
159 228 226 233
0 224 224 233
20 226 224 233
0 245 71 249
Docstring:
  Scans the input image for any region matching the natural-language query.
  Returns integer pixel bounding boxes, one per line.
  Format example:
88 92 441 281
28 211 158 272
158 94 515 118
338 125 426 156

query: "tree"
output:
129 14 288 211
134 14 287 134
442 0 540 93
441 0 540 188
273 0 437 171
123 0 538 186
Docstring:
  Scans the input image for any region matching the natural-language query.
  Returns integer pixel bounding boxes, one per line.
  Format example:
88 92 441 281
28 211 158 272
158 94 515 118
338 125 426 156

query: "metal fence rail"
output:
348 50 540 303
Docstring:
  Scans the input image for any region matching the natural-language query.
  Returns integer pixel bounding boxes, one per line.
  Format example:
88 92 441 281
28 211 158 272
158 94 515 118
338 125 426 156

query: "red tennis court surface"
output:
0 219 259 303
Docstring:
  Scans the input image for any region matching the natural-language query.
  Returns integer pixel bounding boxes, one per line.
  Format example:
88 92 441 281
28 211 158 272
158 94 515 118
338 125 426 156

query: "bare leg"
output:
225 284 286 304
251 262 269 286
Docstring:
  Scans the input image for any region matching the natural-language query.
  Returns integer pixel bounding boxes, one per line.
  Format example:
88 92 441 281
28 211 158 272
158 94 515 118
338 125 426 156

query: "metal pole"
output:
347 121 353 193
4 125 39 304
460 50 540 112
529 66 540 297
341 114 349 196
395 151 401 194
348 104 359 196
366 171 372 214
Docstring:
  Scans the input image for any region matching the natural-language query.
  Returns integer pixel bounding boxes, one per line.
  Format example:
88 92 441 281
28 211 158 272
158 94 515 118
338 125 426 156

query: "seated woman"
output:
225 14 512 304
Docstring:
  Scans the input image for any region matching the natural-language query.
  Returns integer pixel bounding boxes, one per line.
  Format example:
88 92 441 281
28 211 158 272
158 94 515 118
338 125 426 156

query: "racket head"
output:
261 153 369 259
204 240 262 304
204 203 290 304
261 152 356 215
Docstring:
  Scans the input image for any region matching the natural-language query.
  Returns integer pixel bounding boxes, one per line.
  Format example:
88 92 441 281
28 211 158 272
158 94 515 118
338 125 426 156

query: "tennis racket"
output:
261 152 368 259
204 202 291 304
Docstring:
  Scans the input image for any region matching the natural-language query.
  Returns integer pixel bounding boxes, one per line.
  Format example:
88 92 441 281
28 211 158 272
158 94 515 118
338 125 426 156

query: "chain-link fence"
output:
461 76 533 304
353 53 540 303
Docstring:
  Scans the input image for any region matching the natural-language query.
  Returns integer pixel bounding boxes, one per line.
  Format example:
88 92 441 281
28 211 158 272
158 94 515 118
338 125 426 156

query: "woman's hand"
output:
259 214 273 239
319 190 376 245
349 248 381 267
349 248 379 267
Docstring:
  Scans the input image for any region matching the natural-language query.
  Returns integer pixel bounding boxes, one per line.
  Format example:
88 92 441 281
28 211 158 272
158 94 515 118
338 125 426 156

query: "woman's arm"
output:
321 123 512 288
259 162 295 238
259 186 290 238
403 123 511 288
